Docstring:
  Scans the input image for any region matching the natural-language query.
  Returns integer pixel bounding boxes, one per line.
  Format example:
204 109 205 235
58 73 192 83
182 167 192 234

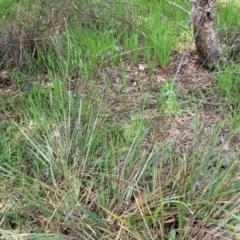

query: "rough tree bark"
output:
191 0 222 68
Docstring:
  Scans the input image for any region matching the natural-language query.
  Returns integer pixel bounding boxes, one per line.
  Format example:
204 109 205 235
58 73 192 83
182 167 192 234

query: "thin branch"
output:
173 12 207 80
165 0 191 15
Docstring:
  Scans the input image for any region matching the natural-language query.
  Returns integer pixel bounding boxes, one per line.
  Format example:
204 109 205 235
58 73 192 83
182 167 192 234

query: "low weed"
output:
158 80 178 114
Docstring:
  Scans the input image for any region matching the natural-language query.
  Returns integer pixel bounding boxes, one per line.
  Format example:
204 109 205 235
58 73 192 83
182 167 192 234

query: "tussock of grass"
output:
0 0 240 239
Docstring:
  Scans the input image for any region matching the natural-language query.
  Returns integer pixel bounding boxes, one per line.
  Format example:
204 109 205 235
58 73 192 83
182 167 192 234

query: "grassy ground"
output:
0 0 240 239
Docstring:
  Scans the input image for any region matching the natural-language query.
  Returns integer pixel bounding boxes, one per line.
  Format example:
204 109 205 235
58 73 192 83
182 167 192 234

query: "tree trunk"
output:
191 0 222 68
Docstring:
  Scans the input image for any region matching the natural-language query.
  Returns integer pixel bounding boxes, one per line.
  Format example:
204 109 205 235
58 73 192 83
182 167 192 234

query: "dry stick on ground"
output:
173 0 221 77
173 11 207 80
173 3 228 107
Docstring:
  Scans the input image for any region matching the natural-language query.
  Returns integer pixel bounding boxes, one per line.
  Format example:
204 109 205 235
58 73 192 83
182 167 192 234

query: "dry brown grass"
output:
0 0 134 71
0 0 70 70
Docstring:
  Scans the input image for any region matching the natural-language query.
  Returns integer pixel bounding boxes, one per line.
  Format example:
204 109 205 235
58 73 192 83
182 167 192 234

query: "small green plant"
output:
142 14 174 66
158 80 178 114
215 63 240 131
